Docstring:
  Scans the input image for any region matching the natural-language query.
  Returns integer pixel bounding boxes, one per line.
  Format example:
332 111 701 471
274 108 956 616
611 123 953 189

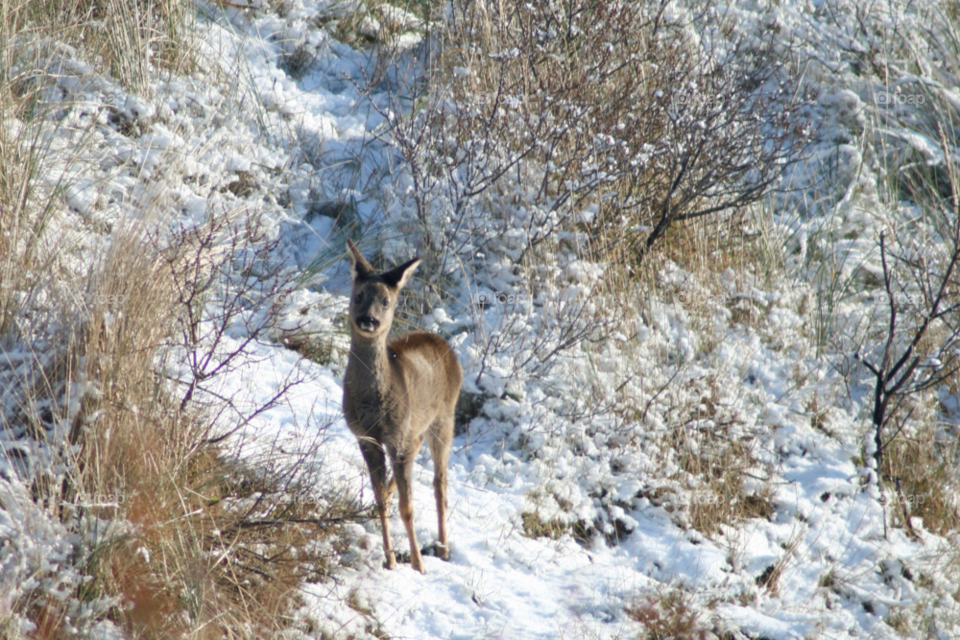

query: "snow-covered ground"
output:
3 0 960 637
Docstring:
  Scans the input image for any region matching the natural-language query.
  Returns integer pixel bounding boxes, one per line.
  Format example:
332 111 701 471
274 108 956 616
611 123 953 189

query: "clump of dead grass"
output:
674 436 776 537
880 419 960 536
520 510 592 546
626 588 711 640
3 0 193 94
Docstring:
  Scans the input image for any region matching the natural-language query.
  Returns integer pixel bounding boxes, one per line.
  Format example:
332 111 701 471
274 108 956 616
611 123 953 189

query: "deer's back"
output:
389 331 462 411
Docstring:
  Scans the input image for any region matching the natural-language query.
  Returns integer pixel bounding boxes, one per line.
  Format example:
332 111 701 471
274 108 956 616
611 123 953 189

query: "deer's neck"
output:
347 334 393 393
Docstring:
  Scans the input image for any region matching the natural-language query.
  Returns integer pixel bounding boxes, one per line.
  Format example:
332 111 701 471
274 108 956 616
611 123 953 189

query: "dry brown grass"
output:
632 428 776 540
73 440 346 638
0 1 357 626
3 0 193 93
881 420 960 536
0 211 353 637
0 60 71 339
626 588 711 640
676 438 776 537
0 0 191 338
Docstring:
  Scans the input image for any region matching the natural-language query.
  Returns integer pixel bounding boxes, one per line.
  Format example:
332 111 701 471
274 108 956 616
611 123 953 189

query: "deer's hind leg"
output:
359 439 397 570
428 414 454 560
392 447 425 573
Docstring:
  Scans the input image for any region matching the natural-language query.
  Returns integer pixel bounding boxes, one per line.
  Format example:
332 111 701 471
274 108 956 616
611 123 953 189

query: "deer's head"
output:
346 239 420 338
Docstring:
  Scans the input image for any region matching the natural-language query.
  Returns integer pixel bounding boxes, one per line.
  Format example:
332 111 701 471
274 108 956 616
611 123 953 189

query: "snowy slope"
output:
203 2 960 637
3 0 960 638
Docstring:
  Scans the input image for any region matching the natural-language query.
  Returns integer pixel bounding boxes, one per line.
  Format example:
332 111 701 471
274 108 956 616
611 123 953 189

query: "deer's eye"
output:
381 298 389 307
354 293 363 303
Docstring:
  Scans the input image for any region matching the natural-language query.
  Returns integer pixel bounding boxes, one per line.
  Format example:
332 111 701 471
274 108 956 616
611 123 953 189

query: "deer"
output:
342 239 462 573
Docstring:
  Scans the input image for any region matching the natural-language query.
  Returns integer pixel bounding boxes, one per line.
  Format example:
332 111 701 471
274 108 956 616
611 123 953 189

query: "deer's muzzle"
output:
356 315 380 332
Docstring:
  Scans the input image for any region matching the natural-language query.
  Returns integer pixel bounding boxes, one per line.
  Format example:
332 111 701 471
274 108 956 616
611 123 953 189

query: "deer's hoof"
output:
383 552 397 570
422 542 450 560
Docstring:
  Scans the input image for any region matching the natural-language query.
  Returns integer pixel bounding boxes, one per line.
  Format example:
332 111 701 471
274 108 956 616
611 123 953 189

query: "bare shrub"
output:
156 211 301 415
849 132 960 534
376 0 810 270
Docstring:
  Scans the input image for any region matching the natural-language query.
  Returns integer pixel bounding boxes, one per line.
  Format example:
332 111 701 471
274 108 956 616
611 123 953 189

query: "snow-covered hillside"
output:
3 0 960 638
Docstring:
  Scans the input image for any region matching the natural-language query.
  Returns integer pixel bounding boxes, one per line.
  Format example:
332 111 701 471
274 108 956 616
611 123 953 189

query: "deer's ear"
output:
381 257 420 290
346 239 376 281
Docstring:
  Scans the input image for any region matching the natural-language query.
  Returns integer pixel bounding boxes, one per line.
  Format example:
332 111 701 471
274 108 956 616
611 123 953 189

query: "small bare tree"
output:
157 212 302 421
854 134 960 518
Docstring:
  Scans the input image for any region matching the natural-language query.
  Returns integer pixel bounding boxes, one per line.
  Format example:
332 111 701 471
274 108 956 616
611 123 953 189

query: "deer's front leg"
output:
359 439 396 570
393 451 424 573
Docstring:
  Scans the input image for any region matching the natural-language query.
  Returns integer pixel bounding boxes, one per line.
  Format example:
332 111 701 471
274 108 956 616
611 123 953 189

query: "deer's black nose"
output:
356 315 380 332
